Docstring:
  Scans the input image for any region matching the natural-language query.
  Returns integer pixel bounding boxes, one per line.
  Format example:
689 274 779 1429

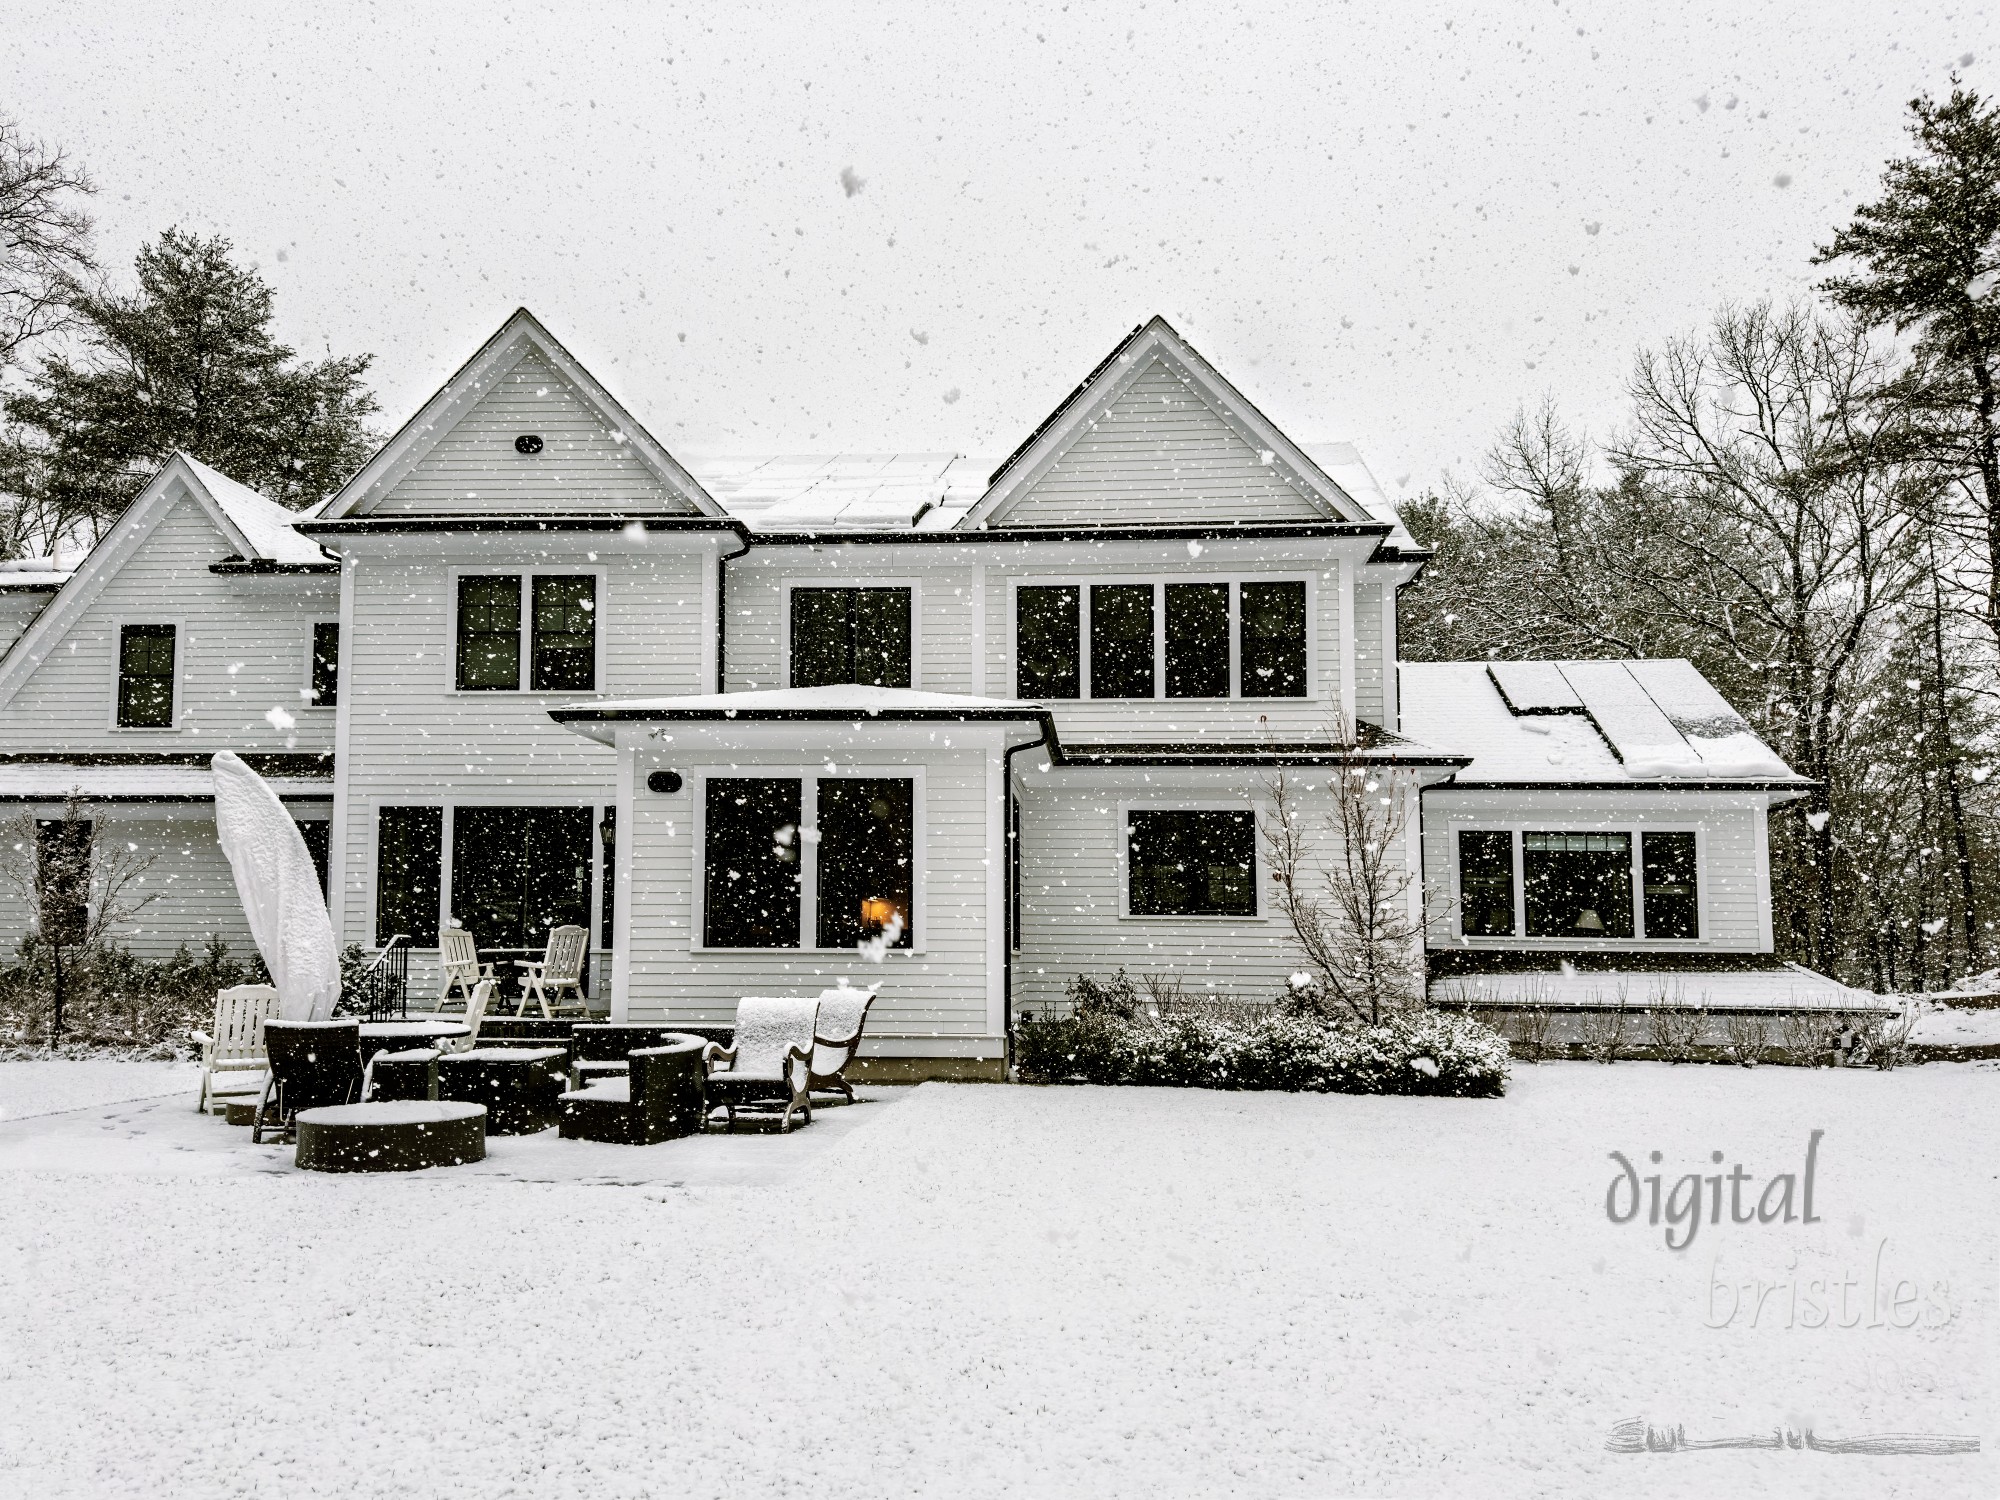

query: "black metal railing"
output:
355 935 410 1022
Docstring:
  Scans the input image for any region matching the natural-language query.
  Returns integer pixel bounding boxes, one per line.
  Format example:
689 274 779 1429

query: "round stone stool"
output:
295 1100 487 1173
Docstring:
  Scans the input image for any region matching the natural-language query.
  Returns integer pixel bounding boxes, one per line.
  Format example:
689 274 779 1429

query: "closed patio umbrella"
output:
211 751 340 1021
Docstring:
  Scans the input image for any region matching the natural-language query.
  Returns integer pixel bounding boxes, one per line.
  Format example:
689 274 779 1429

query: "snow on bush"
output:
1015 973 1511 1097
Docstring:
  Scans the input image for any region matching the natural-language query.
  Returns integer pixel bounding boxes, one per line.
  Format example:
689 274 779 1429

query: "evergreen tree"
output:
2 228 377 542
1816 83 2000 645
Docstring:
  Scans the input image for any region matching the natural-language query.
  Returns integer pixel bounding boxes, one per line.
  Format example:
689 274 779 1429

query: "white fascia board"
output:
323 308 726 520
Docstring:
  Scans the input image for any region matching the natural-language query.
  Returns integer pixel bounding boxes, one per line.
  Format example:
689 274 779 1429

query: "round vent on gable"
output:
646 771 684 795
514 434 544 455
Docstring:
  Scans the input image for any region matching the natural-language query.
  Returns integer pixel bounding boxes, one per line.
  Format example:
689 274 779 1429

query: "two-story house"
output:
0 310 1833 1075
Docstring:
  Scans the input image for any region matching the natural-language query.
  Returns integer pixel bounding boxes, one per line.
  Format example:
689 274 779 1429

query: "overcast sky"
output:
1 1 1990 499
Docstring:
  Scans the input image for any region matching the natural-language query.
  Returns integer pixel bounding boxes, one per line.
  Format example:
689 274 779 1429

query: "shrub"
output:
0 933 267 1049
1720 1012 1771 1066
1015 976 1511 1098
1647 1004 1710 1064
1577 1003 1628 1063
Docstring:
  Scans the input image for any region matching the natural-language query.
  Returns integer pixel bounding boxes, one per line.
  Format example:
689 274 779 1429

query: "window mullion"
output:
799 776 819 949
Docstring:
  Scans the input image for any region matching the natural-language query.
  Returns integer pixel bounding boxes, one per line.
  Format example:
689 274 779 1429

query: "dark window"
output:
531 575 596 691
1128 810 1256 917
310 622 340 707
1016 586 1080 699
296 818 330 902
817 778 914 950
35 818 92 946
1458 830 1516 936
598 808 617 949
789 587 912 688
1090 584 1155 699
456 575 522 690
704 778 802 948
1642 831 1699 939
376 806 443 946
116 624 176 728
451 805 594 963
1523 832 1633 938
1165 583 1230 698
1239 582 1307 697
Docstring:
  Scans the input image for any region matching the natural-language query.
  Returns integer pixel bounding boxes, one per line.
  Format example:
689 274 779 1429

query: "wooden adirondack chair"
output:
514 925 589 1018
434 927 493 1012
193 983 284 1113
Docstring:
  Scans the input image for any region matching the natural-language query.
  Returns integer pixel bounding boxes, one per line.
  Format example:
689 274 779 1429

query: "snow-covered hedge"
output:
1015 1005 1511 1097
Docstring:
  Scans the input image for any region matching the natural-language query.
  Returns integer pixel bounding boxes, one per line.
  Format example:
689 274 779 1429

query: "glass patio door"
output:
450 806 595 985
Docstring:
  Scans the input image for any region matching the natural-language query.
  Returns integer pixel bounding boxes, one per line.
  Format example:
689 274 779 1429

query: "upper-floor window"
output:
1453 827 1700 941
789 586 912 688
1014 579 1309 701
701 773 916 950
454 572 597 691
116 623 177 728
309 622 340 707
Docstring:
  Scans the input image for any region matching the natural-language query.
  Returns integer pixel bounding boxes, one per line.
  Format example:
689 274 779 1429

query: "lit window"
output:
817 779 914 949
1523 832 1634 938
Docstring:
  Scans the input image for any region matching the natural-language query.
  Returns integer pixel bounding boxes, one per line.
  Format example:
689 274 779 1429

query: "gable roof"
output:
1401 659 1807 788
959 316 1377 531
320 307 724 520
0 454 330 712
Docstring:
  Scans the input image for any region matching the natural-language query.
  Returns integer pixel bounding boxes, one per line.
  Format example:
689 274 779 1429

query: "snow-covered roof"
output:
565 684 1051 717
1433 964 1887 1012
0 558 75 590
1402 659 1804 786
0 762 332 801
686 454 992 533
180 455 332 565
1300 442 1421 554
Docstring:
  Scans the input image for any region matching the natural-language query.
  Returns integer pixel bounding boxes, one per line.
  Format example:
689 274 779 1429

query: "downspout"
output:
1001 715 1061 1076
714 527 752 693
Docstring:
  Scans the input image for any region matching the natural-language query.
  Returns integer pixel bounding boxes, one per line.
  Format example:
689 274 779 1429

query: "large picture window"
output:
456 572 597 691
1127 809 1257 917
703 779 804 948
1014 579 1309 701
1523 832 1635 939
116 623 176 728
817 778 914 949
702 774 918 949
1456 830 1516 937
789 587 912 689
375 806 443 946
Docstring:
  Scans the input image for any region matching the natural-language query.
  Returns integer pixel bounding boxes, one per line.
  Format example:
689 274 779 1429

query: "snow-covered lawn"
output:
1911 1004 2000 1049
0 1062 1992 1499
0 1056 198 1122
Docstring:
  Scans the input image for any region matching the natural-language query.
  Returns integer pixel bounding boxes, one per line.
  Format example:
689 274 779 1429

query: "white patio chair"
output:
434 926 493 1013
513 924 589 1019
193 983 284 1113
808 982 880 1103
705 996 821 1132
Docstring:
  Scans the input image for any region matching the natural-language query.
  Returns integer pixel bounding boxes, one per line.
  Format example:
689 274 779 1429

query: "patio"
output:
0 1059 1992 1498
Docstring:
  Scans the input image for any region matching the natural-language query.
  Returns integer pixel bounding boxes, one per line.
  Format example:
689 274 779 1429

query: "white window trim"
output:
689 765 928 954
301 619 340 710
1444 820 1709 946
105 616 186 732
1118 799 1271 922
367 796 611 954
445 566 608 695
1007 575 1317 703
778 577 923 691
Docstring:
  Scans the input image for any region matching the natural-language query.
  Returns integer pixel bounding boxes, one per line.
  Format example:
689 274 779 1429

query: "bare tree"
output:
1263 746 1425 1025
1 793 156 1042
0 118 93 371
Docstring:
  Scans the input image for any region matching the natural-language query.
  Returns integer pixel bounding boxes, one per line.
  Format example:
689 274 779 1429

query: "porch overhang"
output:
0 753 334 804
549 685 1061 751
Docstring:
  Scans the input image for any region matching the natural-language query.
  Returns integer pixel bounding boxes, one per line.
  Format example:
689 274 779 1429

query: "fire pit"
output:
294 1100 486 1173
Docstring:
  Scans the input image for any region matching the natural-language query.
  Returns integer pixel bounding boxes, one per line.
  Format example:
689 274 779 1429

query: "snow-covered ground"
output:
1911 1005 2000 1048
0 1057 199 1122
0 1062 1992 1498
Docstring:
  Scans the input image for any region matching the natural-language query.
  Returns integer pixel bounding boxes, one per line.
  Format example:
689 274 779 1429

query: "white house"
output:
0 310 1830 1075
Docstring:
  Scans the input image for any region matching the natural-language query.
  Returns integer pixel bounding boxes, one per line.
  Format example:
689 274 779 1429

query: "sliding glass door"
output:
450 807 596 980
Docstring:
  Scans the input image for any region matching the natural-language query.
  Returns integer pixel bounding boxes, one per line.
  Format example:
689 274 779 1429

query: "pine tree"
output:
1816 83 2000 644
1 228 378 543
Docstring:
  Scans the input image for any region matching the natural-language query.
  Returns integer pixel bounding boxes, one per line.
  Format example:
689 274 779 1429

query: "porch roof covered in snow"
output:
1400 659 1812 792
0 755 333 803
550 684 1061 746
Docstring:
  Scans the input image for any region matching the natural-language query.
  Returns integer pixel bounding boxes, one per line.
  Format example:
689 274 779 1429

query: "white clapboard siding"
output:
1353 572 1384 725
334 544 708 949
368 350 697 515
996 358 1330 527
0 495 338 753
0 591 52 656
1421 790 1770 952
620 740 998 1050
1011 768 1417 1017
